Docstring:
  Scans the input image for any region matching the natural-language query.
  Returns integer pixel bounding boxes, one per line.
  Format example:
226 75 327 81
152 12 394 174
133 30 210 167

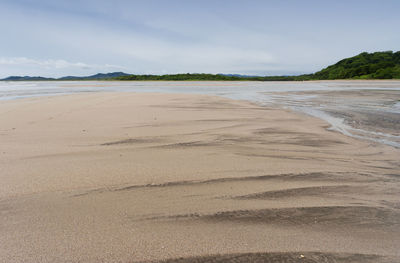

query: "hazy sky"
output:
1 0 399 77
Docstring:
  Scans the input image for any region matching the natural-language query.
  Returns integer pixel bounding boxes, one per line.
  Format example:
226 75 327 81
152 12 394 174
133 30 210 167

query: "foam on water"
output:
294 106 400 148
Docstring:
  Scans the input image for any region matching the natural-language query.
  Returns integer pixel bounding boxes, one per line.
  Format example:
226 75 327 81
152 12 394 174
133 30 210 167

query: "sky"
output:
0 0 399 78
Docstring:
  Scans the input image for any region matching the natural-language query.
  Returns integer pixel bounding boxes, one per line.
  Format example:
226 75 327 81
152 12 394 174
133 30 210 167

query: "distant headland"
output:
2 51 399 81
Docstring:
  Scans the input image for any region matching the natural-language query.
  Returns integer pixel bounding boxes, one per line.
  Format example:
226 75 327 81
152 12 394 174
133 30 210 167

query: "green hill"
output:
308 51 400 80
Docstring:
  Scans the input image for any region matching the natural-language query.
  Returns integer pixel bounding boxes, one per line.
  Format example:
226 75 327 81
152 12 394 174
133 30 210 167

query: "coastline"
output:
1 92 399 262
2 79 400 82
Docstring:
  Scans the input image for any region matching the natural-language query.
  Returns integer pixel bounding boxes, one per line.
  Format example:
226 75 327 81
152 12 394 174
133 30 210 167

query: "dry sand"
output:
0 92 399 263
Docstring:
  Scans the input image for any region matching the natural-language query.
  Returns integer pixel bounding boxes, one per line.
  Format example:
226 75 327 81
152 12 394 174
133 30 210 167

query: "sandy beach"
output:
1 92 399 262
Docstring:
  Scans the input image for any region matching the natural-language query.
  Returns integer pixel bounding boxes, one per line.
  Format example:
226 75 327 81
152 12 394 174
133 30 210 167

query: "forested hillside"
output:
309 51 400 79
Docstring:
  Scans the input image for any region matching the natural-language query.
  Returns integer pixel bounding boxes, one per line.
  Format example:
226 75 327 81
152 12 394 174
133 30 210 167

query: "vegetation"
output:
112 51 400 81
114 73 245 81
309 51 400 80
2 51 399 81
114 74 303 81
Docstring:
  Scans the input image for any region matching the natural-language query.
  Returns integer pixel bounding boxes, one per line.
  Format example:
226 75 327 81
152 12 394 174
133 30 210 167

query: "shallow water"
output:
1 80 399 148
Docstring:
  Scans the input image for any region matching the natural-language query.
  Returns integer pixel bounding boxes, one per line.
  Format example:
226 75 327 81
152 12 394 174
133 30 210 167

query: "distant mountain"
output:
1 72 130 81
2 76 55 81
219 74 259 78
58 72 130 80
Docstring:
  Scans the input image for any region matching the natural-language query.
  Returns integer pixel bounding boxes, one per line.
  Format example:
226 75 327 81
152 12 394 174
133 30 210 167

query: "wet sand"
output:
0 92 399 262
262 89 400 148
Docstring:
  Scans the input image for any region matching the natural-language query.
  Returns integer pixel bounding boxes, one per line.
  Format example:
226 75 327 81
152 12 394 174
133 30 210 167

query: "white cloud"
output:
0 57 125 70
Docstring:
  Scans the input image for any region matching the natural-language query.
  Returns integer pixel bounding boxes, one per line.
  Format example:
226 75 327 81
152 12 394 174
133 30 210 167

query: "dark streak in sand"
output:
71 172 377 197
137 251 398 263
232 185 360 200
143 206 400 229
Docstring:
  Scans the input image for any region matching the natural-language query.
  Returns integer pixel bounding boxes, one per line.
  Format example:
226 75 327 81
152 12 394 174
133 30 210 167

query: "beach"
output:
1 92 399 262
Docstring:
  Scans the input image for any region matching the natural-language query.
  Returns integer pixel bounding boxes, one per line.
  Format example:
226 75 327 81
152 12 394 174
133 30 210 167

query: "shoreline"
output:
1 80 400 150
1 92 399 262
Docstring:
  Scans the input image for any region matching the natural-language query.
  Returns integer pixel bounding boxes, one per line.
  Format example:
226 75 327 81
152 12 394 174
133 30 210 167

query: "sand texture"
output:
0 92 399 262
